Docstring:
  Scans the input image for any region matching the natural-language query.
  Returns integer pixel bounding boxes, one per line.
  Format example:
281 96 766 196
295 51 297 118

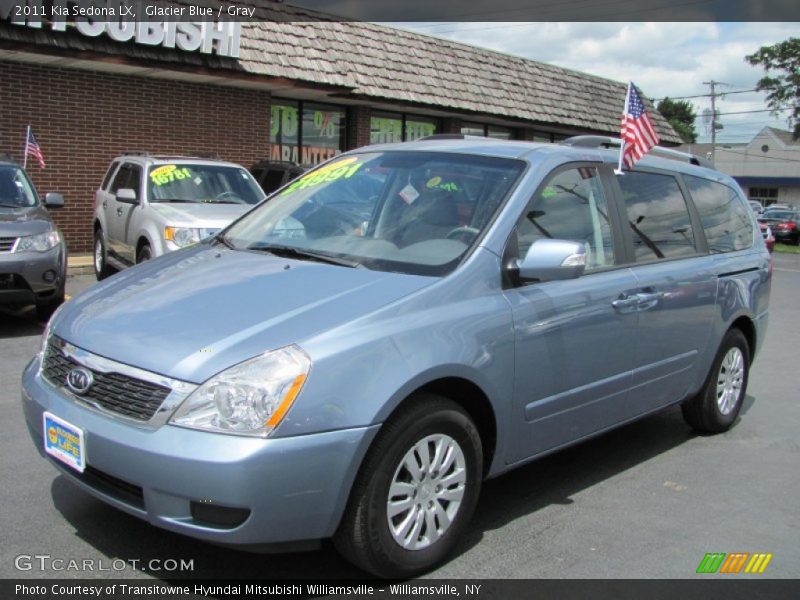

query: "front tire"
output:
334 394 483 578
136 243 152 264
94 229 113 281
682 328 750 433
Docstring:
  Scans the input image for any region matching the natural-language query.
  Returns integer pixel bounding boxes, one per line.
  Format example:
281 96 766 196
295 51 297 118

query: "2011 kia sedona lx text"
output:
22 137 770 577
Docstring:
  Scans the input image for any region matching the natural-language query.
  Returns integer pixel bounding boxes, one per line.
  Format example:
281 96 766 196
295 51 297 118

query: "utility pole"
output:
702 80 728 165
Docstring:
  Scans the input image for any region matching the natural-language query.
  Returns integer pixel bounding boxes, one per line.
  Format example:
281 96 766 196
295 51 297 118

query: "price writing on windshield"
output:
150 165 193 186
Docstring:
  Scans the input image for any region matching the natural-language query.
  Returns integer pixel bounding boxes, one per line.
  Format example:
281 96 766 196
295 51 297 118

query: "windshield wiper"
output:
252 244 360 268
0 202 24 208
154 198 196 203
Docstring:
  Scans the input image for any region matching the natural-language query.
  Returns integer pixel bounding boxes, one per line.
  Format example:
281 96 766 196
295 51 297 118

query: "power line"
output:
718 149 800 164
654 88 759 102
694 107 793 118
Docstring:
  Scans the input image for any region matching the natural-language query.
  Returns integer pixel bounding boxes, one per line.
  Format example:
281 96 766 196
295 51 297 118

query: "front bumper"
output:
22 356 378 546
0 244 65 305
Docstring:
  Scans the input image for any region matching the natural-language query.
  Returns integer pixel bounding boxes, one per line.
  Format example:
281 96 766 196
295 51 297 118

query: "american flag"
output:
619 83 659 170
24 126 46 169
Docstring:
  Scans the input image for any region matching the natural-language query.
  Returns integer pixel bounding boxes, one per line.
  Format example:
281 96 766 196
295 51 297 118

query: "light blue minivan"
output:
22 136 770 577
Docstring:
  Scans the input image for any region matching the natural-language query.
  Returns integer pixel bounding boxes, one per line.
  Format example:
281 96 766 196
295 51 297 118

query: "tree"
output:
657 98 698 143
745 37 800 140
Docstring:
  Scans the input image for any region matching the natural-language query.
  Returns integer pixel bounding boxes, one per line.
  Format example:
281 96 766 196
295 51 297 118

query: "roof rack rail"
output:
562 135 714 169
418 134 489 141
122 150 152 157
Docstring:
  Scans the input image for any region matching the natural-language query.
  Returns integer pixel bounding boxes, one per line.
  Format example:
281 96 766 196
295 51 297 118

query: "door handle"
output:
635 291 664 311
612 294 640 310
116 207 124 217
102 200 107 209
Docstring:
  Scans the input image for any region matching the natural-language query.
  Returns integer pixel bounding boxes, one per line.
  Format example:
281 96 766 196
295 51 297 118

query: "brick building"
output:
1 1 679 252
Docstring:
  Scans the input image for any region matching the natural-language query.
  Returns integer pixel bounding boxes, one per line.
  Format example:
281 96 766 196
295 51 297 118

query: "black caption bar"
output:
4 579 800 600
1 0 799 22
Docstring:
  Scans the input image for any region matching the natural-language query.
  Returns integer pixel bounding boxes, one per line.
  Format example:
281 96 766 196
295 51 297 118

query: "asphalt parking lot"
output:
1 254 798 580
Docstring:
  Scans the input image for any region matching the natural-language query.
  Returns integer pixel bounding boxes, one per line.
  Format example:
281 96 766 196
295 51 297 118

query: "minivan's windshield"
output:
148 164 265 205
0 165 38 208
221 152 525 275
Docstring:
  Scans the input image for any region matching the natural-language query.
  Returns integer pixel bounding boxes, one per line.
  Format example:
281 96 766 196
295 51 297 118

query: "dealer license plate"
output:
43 412 85 473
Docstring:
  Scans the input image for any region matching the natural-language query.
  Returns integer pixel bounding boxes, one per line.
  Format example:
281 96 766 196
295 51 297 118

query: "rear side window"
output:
618 171 696 261
101 162 118 190
109 164 133 194
685 176 754 253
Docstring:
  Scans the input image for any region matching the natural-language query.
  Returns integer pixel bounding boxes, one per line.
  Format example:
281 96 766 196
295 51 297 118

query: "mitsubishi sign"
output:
3 1 242 58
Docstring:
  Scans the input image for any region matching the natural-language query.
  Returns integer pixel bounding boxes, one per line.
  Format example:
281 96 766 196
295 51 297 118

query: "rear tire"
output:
682 328 750 433
334 394 482 578
94 229 113 281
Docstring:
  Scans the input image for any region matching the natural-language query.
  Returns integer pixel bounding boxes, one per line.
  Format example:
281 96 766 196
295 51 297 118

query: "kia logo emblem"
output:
66 367 94 395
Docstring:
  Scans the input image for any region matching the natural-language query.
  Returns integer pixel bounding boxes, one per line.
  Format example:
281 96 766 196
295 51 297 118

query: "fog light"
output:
42 270 57 283
190 500 250 528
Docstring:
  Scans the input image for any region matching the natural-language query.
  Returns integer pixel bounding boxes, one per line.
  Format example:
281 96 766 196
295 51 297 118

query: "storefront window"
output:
487 126 513 140
371 112 403 144
460 123 515 140
405 116 437 141
270 100 346 166
371 113 438 144
461 122 485 136
302 103 346 165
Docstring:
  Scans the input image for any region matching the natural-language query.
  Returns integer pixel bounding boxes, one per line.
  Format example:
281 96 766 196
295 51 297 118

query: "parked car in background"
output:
749 200 764 216
249 160 305 195
760 209 800 245
93 153 266 280
759 222 775 253
0 157 66 319
24 136 770 578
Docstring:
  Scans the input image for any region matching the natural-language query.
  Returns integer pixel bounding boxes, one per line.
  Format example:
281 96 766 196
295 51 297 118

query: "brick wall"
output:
0 60 271 253
347 105 372 149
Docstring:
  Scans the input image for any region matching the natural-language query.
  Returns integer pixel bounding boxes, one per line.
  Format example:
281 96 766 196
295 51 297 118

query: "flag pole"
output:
615 82 632 175
23 124 30 170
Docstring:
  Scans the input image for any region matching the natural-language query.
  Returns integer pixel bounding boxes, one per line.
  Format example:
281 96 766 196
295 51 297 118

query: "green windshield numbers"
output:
280 157 363 195
150 166 193 186
541 186 558 199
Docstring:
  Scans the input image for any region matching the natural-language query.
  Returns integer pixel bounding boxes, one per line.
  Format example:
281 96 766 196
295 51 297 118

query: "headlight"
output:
14 230 61 253
164 227 221 248
38 301 66 360
164 226 201 248
169 346 311 437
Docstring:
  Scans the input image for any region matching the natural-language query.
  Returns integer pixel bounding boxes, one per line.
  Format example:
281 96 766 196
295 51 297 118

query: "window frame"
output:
271 99 348 166
682 173 755 254
501 161 627 288
605 166 708 266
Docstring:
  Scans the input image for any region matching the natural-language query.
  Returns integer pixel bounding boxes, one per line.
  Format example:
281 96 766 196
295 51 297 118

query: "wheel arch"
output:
730 315 756 360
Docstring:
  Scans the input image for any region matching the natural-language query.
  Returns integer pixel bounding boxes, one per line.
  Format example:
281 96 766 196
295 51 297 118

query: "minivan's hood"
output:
149 202 254 226
0 206 54 236
54 245 433 383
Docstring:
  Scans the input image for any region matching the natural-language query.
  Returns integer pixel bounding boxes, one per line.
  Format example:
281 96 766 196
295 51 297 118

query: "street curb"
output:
67 253 94 277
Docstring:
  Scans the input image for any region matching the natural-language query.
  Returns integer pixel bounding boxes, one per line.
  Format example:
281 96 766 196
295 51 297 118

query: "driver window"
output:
514 166 615 271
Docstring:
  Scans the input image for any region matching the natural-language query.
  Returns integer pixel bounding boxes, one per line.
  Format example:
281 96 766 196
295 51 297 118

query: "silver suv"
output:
92 153 266 279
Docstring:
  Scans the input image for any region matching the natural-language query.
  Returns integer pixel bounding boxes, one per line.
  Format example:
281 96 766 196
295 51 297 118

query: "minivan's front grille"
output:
0 236 17 252
42 339 171 421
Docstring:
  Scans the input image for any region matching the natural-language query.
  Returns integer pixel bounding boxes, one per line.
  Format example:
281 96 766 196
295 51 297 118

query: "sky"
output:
391 22 797 144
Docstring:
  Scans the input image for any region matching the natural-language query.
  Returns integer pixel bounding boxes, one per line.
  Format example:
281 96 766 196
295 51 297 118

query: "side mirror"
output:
44 192 65 208
116 188 137 204
516 239 586 282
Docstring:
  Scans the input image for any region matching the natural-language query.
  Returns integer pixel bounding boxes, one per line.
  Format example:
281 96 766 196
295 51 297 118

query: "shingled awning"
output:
0 0 681 143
